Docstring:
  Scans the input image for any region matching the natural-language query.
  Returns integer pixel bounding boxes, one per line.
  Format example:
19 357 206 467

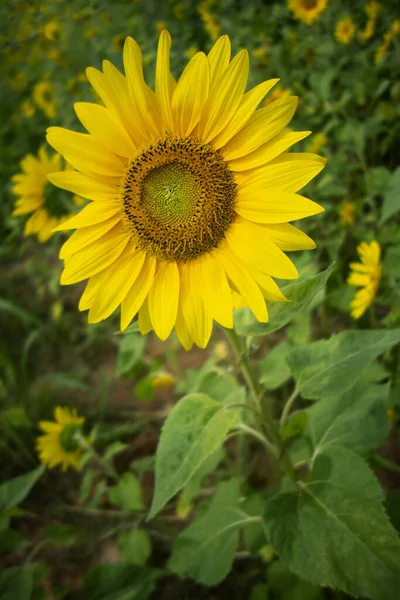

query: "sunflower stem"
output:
224 328 298 483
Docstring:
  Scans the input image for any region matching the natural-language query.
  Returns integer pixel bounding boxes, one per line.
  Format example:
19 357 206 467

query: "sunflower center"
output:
59 423 82 453
301 0 318 9
120 136 236 263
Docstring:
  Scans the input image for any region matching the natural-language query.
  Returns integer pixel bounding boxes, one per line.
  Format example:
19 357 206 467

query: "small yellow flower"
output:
214 340 229 361
338 202 355 226
306 132 326 154
198 0 220 41
335 17 355 45
287 0 327 25
347 241 382 319
375 19 400 63
263 84 292 106
359 1 380 42
33 80 57 119
21 99 35 118
253 45 269 65
36 407 86 471
152 372 176 389
43 21 63 42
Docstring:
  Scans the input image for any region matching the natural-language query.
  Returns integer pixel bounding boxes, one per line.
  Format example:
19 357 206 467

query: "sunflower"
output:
47 31 325 350
12 147 80 243
347 241 381 319
33 80 57 118
338 201 355 226
36 407 85 471
306 132 326 154
287 0 327 25
335 17 355 45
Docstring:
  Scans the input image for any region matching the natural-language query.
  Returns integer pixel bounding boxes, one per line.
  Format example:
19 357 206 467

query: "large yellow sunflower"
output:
12 147 82 243
287 0 327 25
47 32 325 350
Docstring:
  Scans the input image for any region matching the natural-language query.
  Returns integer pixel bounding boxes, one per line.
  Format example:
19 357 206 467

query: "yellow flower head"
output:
338 202 355 226
11 147 80 243
21 99 36 118
36 407 85 471
347 241 381 319
287 0 327 25
43 20 63 42
335 17 356 45
46 31 325 350
152 372 176 389
306 132 327 154
359 1 380 42
33 80 57 118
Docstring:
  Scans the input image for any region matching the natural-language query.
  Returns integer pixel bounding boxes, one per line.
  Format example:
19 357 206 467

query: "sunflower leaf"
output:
234 264 334 336
264 447 400 600
286 328 400 400
148 394 239 519
0 466 45 514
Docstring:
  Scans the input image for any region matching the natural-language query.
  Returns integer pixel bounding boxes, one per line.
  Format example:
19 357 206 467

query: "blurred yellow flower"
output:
198 0 220 41
338 202 355 226
21 99 35 118
335 17 355 45
36 407 85 471
375 19 400 63
152 372 176 389
359 1 380 42
33 80 57 118
214 341 229 361
43 20 63 41
253 45 269 65
287 0 327 25
184 45 199 60
11 147 78 243
306 132 326 154
263 84 292 106
155 21 167 35
347 241 381 319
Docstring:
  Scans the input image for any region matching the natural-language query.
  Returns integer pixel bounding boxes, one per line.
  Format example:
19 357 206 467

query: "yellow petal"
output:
207 35 231 87
139 297 153 335
198 49 249 143
47 171 118 202
215 243 268 323
179 262 213 348
172 52 209 136
74 102 136 158
197 254 233 328
13 197 42 215
155 30 175 132
46 127 125 177
120 255 157 330
260 223 316 251
88 247 146 323
212 79 279 150
235 189 324 223
226 217 298 279
61 225 129 284
54 201 120 231
235 153 326 193
175 310 194 351
148 261 180 340
59 214 121 259
246 267 288 302
222 96 298 161
229 130 311 172
348 273 370 287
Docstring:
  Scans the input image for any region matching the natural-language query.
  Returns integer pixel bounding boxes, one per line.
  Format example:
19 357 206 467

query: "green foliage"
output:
117 529 152 565
149 394 239 519
0 566 33 600
286 329 400 399
260 342 292 390
234 264 334 336
265 447 400 600
83 563 161 600
116 332 146 377
108 473 144 513
380 168 400 224
0 466 44 514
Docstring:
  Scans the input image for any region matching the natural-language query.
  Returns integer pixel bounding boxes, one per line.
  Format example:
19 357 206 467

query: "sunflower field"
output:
1 0 400 598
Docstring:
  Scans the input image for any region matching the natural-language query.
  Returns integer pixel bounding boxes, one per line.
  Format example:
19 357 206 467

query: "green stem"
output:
280 387 300 433
370 453 400 475
224 328 298 482
237 423 279 458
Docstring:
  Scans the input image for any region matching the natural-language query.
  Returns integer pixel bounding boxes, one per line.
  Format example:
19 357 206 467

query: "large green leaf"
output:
169 479 258 585
264 446 400 600
234 264 334 337
0 566 33 600
84 563 161 600
0 466 44 514
380 167 400 224
148 394 239 519
260 342 292 390
286 328 400 400
305 381 389 454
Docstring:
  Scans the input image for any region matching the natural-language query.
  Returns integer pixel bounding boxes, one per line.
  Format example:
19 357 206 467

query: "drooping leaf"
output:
149 394 239 519
286 328 400 400
169 479 258 585
234 264 334 336
264 446 400 600
84 563 161 600
0 466 45 514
